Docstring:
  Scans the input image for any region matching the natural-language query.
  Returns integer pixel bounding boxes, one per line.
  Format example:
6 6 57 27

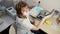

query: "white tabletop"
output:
0 15 15 32
30 15 60 34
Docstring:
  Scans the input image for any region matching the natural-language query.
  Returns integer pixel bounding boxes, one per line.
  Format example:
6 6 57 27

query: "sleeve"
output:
21 19 34 30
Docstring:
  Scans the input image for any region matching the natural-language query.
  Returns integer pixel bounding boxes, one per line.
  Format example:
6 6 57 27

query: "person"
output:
15 1 41 34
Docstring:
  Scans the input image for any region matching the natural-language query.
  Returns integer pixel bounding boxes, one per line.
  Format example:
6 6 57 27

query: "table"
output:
0 14 15 32
29 15 60 34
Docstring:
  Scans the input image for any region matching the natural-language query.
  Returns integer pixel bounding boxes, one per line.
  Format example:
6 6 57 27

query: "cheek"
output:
24 9 29 12
23 8 27 11
21 11 24 15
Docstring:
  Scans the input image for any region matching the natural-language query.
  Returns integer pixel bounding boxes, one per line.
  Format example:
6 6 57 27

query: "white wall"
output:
13 0 22 6
40 0 60 12
13 0 60 12
24 0 37 7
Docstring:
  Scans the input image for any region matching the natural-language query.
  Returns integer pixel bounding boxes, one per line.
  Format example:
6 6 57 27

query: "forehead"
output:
22 6 28 9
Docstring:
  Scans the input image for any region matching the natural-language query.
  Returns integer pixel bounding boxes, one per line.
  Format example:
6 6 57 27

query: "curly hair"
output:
15 1 29 18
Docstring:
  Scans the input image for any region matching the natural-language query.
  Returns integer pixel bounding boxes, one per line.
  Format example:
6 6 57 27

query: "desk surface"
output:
0 14 60 34
0 15 15 32
30 16 60 34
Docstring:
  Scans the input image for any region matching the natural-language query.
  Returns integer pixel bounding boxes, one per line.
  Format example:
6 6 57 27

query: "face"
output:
21 6 29 16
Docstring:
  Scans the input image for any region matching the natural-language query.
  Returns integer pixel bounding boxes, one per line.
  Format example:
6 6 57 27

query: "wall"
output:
40 0 60 12
13 0 60 12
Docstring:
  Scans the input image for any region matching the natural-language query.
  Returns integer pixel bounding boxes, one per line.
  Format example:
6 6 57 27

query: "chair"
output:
9 22 17 34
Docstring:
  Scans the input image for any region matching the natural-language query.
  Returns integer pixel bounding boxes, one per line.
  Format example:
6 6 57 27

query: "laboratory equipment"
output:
37 10 50 20
56 14 60 24
45 19 52 25
30 7 50 20
51 9 60 31
0 6 6 17
30 7 43 18
6 7 16 19
38 0 40 7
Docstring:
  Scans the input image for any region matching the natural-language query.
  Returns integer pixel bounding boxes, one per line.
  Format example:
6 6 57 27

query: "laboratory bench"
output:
0 11 60 34
9 15 60 34
0 14 15 32
29 7 60 34
29 15 60 34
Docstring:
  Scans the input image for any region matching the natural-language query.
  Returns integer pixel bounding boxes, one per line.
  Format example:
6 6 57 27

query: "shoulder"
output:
16 16 25 23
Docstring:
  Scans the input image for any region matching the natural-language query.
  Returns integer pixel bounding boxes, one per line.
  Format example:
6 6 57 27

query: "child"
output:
15 1 40 34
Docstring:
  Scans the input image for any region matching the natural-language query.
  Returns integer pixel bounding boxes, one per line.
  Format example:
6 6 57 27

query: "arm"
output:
31 25 40 30
29 11 54 30
38 11 54 27
30 13 54 29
